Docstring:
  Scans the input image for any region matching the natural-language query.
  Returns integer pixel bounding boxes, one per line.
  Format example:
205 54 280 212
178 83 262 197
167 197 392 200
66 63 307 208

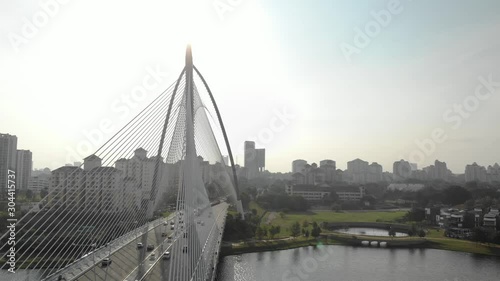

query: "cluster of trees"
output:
256 194 309 212
386 184 500 208
223 213 259 241
255 225 281 239
292 221 322 238
472 227 500 244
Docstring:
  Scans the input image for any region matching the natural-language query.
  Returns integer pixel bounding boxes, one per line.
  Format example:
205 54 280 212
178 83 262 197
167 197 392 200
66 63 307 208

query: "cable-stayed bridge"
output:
1 46 243 281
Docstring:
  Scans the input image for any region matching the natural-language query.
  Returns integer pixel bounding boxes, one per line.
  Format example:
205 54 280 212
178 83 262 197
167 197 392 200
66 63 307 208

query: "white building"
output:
28 174 50 195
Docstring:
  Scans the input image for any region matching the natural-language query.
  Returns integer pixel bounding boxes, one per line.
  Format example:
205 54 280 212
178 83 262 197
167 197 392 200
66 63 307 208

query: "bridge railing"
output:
44 214 174 281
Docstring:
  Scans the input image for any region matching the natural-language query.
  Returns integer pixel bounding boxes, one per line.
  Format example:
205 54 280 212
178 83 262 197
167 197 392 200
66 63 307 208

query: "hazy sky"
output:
1 0 499 173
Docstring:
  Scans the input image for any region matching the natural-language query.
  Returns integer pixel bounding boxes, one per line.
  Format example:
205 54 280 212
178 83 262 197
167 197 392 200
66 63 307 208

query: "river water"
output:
3 245 500 281
216 245 500 281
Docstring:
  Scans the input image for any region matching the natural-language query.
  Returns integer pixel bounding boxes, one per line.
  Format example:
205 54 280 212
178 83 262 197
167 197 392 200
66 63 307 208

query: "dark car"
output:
101 257 112 266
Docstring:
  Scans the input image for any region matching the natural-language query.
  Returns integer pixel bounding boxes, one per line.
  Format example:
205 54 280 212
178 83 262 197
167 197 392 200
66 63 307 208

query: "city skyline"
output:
1 0 500 174
5 130 499 178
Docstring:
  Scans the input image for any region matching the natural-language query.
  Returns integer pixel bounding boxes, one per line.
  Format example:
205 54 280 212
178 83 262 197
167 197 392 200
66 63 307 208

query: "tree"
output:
464 199 475 210
279 212 286 219
311 221 321 238
442 186 472 206
418 229 426 238
302 220 309 228
305 229 310 238
290 221 301 237
250 209 257 216
255 226 264 239
26 189 34 200
269 225 280 239
40 188 48 199
388 228 396 238
408 224 418 236
331 203 342 212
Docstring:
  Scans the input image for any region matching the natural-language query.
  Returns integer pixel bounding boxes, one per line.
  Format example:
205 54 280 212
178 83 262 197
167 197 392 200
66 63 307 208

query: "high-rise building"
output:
434 160 448 181
465 162 487 182
28 174 50 195
243 141 265 179
16 150 32 190
346 158 369 183
393 159 412 180
319 159 336 182
367 162 383 182
487 163 500 182
256 149 266 172
292 159 307 174
0 133 17 199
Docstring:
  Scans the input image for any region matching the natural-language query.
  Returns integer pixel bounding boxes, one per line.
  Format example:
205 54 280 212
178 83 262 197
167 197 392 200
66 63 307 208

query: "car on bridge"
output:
101 257 112 266
163 251 171 260
147 244 155 251
137 242 143 249
150 253 156 261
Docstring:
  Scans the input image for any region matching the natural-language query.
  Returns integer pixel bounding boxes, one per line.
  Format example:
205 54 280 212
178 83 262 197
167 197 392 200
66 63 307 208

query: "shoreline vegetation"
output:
221 207 500 258
221 232 500 257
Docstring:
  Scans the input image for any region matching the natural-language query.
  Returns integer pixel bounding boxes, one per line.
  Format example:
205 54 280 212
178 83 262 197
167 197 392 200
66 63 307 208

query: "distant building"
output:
319 159 336 182
244 141 265 179
285 183 365 201
409 163 418 171
367 162 383 182
487 163 500 182
346 158 369 183
345 159 381 184
387 183 425 191
434 160 448 181
465 162 487 182
292 159 307 174
16 150 32 190
0 133 17 199
28 174 50 195
256 148 265 172
393 159 411 180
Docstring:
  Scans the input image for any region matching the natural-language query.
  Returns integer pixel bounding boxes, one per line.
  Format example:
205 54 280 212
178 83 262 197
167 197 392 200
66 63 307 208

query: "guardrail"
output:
44 214 174 281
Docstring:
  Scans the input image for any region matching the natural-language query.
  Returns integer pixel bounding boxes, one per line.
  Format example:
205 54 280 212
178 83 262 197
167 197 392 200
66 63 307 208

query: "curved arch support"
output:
193 65 241 201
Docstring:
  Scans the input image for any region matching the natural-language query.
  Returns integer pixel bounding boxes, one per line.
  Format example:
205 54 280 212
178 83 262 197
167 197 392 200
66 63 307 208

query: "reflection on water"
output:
336 227 408 237
217 245 500 281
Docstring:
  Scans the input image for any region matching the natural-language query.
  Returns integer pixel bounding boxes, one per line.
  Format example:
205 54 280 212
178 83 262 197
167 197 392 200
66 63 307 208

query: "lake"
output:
216 244 500 281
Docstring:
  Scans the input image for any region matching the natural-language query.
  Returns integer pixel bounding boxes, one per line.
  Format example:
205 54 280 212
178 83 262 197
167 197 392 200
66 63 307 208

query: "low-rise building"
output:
285 184 365 201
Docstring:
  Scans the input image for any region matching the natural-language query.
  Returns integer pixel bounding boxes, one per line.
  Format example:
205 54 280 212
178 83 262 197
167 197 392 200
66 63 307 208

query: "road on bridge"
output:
72 203 227 281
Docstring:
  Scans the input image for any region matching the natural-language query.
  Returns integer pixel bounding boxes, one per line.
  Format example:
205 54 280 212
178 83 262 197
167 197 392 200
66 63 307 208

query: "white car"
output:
162 251 170 260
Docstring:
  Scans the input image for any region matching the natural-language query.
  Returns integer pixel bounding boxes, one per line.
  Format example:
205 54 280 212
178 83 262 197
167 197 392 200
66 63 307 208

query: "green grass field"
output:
262 209 406 238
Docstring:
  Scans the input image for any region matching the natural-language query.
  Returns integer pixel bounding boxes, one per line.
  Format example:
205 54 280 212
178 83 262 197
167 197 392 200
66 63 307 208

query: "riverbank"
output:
221 233 500 257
